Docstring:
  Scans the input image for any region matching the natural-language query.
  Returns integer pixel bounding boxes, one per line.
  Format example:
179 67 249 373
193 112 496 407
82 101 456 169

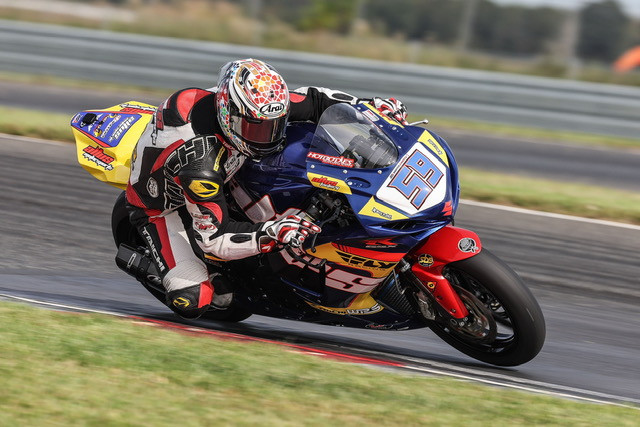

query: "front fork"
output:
401 225 483 320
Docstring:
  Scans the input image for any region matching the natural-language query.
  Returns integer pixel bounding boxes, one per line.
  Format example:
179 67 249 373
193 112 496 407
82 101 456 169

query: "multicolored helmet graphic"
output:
216 59 290 157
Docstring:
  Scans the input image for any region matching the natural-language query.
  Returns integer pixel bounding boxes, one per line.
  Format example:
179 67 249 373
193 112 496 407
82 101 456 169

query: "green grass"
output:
0 70 171 98
0 302 636 425
2 105 639 225
0 106 75 142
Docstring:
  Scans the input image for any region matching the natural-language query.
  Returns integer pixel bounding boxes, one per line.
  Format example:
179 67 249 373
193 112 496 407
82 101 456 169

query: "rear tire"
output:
201 307 253 322
428 249 545 366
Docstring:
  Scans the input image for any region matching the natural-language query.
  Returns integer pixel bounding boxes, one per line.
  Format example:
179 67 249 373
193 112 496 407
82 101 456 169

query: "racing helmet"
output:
215 59 290 157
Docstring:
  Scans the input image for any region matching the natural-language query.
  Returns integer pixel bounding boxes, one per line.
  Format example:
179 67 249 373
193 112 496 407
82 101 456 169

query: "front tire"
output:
428 249 545 366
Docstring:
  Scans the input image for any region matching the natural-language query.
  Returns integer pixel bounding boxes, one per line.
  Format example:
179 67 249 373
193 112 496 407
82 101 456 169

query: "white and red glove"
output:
371 97 408 125
259 215 322 253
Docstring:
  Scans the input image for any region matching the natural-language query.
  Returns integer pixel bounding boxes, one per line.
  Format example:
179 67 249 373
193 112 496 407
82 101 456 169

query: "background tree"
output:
472 2 563 55
295 0 358 34
577 0 630 62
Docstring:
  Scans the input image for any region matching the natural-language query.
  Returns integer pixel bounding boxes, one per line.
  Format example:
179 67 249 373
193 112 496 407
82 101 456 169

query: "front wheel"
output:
428 249 545 366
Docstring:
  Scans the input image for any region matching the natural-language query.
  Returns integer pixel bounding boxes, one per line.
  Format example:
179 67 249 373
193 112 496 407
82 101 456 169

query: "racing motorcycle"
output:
71 100 545 366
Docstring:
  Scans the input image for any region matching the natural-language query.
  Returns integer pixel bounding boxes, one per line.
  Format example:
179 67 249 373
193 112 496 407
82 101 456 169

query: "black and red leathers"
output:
126 86 360 318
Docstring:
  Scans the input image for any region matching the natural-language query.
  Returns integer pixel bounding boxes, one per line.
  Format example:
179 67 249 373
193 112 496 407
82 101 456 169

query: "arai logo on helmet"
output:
259 102 285 117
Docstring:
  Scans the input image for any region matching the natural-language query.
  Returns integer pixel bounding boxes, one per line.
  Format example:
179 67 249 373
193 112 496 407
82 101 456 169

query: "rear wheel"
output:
427 249 545 366
201 307 253 322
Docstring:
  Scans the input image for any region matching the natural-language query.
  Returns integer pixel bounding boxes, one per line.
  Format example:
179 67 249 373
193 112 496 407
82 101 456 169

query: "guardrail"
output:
2 19 640 138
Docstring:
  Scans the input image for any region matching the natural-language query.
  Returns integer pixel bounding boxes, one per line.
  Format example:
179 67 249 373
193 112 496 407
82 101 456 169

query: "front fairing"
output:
231 104 461 314
305 103 459 243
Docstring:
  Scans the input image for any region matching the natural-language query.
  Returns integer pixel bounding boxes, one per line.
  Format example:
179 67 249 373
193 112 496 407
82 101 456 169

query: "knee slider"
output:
166 283 213 319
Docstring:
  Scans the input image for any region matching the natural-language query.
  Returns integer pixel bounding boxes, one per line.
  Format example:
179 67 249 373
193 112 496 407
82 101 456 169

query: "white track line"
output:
399 356 640 406
402 364 639 410
1 292 638 409
0 293 127 317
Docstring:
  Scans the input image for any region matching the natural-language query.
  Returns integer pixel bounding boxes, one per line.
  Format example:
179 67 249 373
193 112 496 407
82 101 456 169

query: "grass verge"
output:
0 302 637 425
2 105 639 225
0 106 75 142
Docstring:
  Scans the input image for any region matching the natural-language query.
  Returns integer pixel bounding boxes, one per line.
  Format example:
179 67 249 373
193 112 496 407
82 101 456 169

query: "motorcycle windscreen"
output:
70 101 156 190
306 103 398 169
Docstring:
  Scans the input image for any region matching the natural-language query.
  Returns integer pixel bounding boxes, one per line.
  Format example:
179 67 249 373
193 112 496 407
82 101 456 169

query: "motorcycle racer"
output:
126 58 408 319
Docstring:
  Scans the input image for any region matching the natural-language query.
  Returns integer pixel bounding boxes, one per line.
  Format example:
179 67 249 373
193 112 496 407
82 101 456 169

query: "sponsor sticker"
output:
141 228 165 272
307 151 355 168
172 297 191 308
309 302 383 316
188 179 220 199
82 145 115 171
311 176 340 191
336 250 397 271
109 116 137 143
371 206 392 220
146 177 159 198
418 254 434 267
362 109 380 122
458 237 479 253
119 103 157 114
363 238 398 249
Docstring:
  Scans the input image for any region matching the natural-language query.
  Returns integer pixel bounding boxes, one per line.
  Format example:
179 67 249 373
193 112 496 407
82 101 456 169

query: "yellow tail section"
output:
70 101 156 190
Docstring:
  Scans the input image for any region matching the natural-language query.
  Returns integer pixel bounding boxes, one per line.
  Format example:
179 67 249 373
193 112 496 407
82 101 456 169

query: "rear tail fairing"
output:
70 101 157 189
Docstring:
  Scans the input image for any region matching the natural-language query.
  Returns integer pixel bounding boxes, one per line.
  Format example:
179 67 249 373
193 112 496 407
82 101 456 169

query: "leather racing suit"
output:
126 86 362 318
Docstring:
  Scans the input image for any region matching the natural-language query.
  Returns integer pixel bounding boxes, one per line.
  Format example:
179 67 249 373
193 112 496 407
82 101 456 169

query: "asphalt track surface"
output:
1 135 639 407
3 81 640 192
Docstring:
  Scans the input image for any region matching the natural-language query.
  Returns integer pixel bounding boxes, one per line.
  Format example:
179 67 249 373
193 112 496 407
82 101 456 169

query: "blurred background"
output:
3 0 640 139
2 0 640 83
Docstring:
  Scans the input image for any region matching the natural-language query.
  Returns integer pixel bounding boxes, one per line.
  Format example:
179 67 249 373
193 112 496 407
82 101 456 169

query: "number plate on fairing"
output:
375 143 448 216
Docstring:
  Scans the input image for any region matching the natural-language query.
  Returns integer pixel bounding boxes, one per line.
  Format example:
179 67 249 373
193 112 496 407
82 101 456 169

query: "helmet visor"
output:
229 110 287 147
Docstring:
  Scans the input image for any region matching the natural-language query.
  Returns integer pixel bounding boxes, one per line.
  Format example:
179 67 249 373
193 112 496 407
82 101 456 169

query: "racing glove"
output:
258 215 322 253
371 97 409 125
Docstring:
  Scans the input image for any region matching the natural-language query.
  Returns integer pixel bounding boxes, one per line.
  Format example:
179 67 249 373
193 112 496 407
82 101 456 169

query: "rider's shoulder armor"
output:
157 88 214 129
